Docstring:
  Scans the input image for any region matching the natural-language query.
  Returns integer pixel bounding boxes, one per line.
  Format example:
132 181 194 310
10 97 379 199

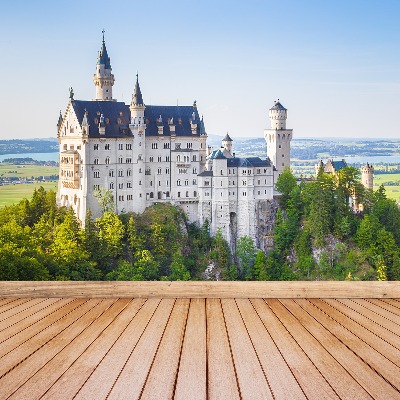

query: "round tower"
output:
222 133 233 155
269 100 287 130
361 163 374 190
264 100 292 175
93 31 115 101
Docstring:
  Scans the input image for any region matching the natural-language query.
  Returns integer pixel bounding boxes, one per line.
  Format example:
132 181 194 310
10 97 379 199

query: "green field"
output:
0 182 58 207
374 173 400 202
0 163 58 178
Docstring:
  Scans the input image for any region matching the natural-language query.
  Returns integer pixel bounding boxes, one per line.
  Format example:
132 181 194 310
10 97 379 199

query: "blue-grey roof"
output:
132 75 144 106
71 100 202 138
145 105 201 136
331 160 347 171
223 133 233 142
72 100 131 137
227 157 271 168
270 101 286 111
97 38 111 69
209 149 226 160
198 170 213 177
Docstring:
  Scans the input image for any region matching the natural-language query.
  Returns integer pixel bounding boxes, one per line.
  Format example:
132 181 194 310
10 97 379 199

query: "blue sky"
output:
0 0 399 139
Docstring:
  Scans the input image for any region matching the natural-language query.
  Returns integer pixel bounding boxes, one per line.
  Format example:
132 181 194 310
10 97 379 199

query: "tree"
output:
236 236 256 280
374 256 387 281
94 187 115 214
275 167 297 209
253 250 268 280
169 250 190 281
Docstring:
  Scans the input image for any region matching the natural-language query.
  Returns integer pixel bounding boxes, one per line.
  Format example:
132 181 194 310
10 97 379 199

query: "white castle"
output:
57 34 292 245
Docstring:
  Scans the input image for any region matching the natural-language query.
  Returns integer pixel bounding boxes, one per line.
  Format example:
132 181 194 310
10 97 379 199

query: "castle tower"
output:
93 31 115 101
222 133 233 156
264 100 293 175
361 163 374 190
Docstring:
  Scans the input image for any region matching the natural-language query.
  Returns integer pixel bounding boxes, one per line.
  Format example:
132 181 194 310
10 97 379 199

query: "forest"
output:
0 166 399 281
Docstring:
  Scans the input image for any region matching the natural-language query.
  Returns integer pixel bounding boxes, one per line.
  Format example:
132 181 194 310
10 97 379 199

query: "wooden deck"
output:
0 282 399 399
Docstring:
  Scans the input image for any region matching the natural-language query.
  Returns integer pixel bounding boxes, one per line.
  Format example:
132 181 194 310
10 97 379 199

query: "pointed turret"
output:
93 30 115 101
131 74 144 106
199 115 207 135
57 110 63 129
222 132 233 156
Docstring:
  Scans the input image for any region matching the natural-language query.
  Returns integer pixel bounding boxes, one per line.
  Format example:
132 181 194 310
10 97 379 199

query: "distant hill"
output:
0 139 58 155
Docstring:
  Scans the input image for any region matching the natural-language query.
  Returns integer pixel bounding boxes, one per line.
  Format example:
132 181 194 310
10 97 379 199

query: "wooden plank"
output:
367 298 400 322
9 299 126 399
174 299 207 400
267 298 370 399
0 299 112 399
206 298 240 400
323 299 400 353
0 299 92 377
343 299 400 335
294 299 400 395
235 298 305 399
0 298 73 348
140 299 190 399
73 298 161 399
221 298 273 400
0 299 47 322
253 299 340 400
0 281 399 299
41 299 146 400
0 298 59 331
0 298 34 315
107 299 175 400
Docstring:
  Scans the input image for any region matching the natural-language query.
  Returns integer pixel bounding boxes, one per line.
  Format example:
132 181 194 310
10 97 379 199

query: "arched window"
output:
150 192 154 199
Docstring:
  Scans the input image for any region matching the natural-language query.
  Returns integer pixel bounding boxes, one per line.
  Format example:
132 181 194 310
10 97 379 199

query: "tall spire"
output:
199 115 207 135
93 30 115 101
97 29 111 69
131 73 144 106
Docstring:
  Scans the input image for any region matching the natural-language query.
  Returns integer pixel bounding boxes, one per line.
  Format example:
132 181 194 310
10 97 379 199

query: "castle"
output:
56 34 292 245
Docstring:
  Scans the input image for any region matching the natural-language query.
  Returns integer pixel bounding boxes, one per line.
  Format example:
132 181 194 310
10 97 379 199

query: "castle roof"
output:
97 33 111 69
131 74 144 106
145 105 201 137
71 100 201 138
72 100 131 137
227 157 271 168
209 149 226 160
223 133 233 142
330 159 347 171
198 170 213 177
270 101 286 111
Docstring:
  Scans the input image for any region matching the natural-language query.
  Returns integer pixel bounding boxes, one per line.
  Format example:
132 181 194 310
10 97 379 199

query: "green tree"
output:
236 236 256 280
275 167 297 209
94 187 115 214
169 250 190 281
254 250 268 280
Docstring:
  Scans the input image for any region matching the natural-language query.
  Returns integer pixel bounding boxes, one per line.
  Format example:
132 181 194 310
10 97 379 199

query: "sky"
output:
0 0 399 140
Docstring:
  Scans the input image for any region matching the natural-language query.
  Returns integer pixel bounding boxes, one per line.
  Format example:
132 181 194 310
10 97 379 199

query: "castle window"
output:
94 158 99 165
119 183 123 189
176 143 181 150
105 157 110 164
94 185 100 190
126 158 132 163
177 155 181 162
158 192 162 199
166 168 170 174
138 154 142 160
150 156 154 162
109 182 114 189
152 143 158 149
178 192 181 198
77 145 81 150
109 170 114 177
118 170 123 177
127 195 133 200
193 179 196 185
119 144 123 150
94 144 99 150
105 144 110 150
186 191 189 197
258 180 260 185
201 156 203 161
185 180 189 186
194 191 197 197
265 190 267 194
220 170 223 175
166 181 169 186
257 169 260 174
70 145 74 150
126 144 132 150
166 191 170 197
279 145 281 148
150 192 154 199
139 193 142 198
164 143 170 149
63 144 67 150
158 181 161 186
193 168 197 174
118 195 124 201
166 156 170 162
187 143 192 149
158 168 162 174
150 181 153 186
127 169 131 176
258 191 260 195
93 171 100 178
177 180 181 186
158 156 162 162
282 154 284 157
119 157 123 163
139 180 142 185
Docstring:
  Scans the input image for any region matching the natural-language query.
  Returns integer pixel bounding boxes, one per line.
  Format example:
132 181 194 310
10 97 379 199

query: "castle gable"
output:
227 157 271 168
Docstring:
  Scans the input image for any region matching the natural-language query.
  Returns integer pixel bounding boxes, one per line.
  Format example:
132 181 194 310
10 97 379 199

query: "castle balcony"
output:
176 162 190 168
0 281 398 399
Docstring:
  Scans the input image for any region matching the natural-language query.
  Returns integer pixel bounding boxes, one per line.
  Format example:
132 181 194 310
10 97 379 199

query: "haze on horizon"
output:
0 0 399 140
